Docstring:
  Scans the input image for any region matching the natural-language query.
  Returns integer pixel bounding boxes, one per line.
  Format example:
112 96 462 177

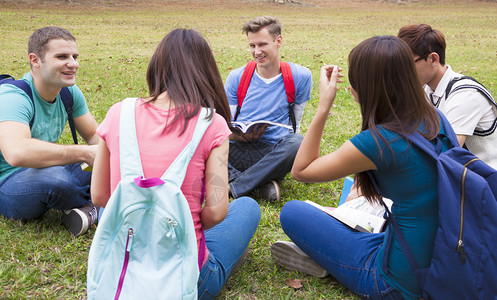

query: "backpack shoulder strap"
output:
370 109 458 290
234 61 297 132
119 98 144 180
0 76 35 127
445 76 497 108
160 108 213 184
280 62 295 104
119 99 213 186
234 61 257 121
368 172 425 289
0 75 78 144
280 61 297 132
405 109 459 161
445 76 497 137
59 87 78 144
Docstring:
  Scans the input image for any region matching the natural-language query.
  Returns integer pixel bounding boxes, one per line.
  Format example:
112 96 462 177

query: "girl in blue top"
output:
273 36 448 299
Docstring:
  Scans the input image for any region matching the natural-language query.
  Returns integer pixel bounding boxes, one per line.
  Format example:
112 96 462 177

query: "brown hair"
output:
242 16 282 38
348 35 440 203
28 26 75 61
397 24 446 65
146 28 231 134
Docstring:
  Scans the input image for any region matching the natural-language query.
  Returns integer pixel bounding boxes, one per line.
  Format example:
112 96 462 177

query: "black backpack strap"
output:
445 76 497 136
367 171 425 290
59 87 78 144
445 76 491 103
1 75 78 144
0 74 15 81
288 102 296 133
0 76 36 127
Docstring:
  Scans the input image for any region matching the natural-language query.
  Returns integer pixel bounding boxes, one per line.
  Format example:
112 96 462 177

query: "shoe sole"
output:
62 209 88 236
271 241 328 278
270 181 281 202
230 247 249 277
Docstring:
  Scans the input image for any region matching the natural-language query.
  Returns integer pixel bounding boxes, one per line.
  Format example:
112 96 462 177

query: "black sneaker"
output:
62 203 98 237
254 180 281 202
271 241 328 278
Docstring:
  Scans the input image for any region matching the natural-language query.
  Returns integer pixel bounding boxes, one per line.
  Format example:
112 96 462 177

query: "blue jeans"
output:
0 163 91 220
228 133 303 198
197 196 261 299
280 200 405 300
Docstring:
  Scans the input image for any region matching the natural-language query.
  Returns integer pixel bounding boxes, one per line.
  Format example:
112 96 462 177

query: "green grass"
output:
1 0 497 298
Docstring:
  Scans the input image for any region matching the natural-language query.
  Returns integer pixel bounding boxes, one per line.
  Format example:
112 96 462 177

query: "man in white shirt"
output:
398 24 497 169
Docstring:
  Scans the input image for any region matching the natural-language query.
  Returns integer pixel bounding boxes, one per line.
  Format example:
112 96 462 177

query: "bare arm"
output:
91 138 111 207
456 134 467 147
292 65 376 183
74 112 99 145
201 138 230 230
0 120 97 168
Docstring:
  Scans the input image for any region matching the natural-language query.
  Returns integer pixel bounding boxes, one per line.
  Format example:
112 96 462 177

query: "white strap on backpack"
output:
119 97 212 185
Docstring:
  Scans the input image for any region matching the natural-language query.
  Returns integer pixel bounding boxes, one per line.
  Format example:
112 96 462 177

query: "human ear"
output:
276 35 282 48
429 52 440 66
29 53 41 68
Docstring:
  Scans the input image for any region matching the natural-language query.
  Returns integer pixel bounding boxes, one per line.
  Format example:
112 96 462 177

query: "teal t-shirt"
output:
0 72 89 181
350 123 450 300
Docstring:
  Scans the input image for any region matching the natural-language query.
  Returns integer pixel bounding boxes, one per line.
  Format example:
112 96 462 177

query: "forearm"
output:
201 139 229 230
200 205 228 230
91 139 111 207
5 138 95 168
456 134 467 147
85 132 101 145
291 107 329 179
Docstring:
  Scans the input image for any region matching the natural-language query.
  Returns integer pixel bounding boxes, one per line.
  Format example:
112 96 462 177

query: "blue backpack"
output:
375 110 497 300
0 74 78 144
87 98 211 299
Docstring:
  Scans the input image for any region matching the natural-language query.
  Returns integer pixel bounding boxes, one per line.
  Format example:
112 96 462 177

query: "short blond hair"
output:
242 16 282 38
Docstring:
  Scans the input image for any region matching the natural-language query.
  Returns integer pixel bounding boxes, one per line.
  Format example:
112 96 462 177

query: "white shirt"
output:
424 65 497 169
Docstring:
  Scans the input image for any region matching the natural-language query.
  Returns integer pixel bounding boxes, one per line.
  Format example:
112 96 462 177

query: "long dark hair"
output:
348 35 440 203
146 28 231 133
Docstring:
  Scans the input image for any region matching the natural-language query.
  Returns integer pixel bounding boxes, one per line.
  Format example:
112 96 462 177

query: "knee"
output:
27 166 77 193
231 196 261 224
280 133 303 153
280 200 304 230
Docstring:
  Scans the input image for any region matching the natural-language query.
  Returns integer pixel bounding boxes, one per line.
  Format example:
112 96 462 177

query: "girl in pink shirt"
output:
91 29 260 299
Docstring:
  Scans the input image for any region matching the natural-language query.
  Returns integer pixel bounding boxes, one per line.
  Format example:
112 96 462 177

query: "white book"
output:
305 196 393 233
230 120 292 134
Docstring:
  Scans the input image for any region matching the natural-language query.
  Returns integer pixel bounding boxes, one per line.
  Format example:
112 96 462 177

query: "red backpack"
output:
234 61 297 132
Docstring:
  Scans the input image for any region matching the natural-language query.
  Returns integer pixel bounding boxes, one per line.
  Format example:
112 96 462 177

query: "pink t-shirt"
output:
96 98 231 266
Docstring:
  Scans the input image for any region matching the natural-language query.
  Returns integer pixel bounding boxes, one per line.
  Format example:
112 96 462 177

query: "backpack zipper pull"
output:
126 228 134 252
166 217 178 237
457 240 466 263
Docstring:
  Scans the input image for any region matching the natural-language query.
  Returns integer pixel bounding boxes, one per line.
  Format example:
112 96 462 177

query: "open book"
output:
230 120 292 134
305 196 393 233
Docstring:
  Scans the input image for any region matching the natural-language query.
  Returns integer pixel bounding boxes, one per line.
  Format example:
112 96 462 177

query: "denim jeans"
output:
0 163 91 220
280 200 405 300
228 133 303 198
197 196 261 299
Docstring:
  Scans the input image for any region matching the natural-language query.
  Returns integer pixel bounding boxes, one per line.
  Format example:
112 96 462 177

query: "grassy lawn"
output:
0 0 496 298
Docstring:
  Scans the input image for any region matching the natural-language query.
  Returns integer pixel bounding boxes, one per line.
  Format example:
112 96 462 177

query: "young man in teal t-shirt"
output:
0 26 99 236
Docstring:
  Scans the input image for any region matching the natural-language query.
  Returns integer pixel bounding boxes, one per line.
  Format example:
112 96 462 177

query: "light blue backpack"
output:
87 98 212 300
